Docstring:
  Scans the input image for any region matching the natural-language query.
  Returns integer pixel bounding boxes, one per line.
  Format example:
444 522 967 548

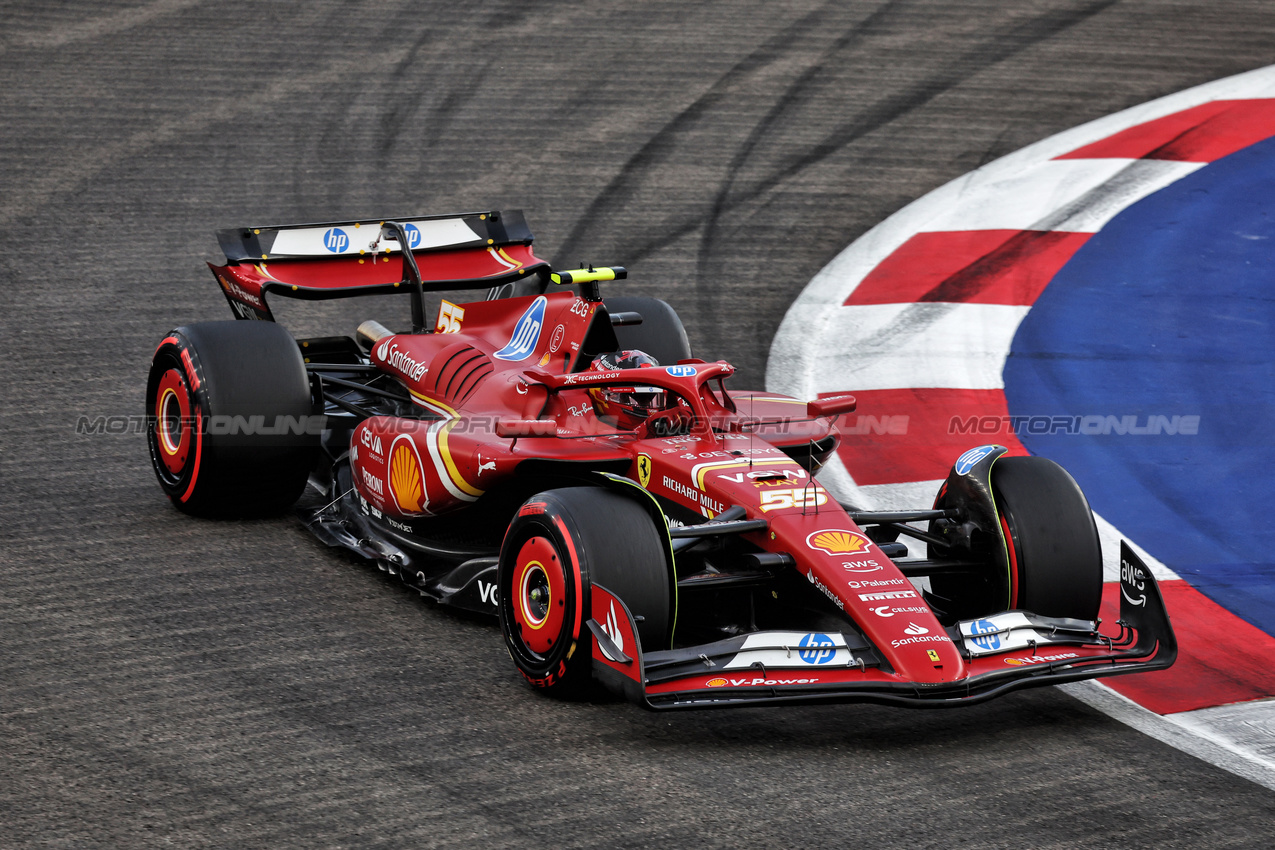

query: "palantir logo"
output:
797 632 836 665
494 296 547 361
324 227 350 253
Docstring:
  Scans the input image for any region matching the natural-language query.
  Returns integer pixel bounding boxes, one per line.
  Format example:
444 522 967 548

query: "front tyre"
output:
993 456 1103 621
498 487 673 696
146 321 317 517
928 455 1102 622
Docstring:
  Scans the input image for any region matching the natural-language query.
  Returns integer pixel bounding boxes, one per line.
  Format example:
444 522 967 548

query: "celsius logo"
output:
494 296 547 361
954 444 999 475
324 227 350 253
403 223 421 248
665 365 696 377
797 633 836 665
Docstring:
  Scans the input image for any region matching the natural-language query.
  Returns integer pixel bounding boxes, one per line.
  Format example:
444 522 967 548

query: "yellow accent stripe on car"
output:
407 388 458 419
438 419 484 498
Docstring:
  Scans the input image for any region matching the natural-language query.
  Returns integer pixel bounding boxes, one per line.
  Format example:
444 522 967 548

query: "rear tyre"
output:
604 296 692 366
145 321 317 517
498 487 673 696
929 456 1102 621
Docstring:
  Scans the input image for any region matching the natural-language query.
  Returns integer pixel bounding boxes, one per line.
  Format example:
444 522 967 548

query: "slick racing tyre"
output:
991 456 1103 621
146 321 317 517
498 487 674 696
604 296 692 366
929 456 1102 621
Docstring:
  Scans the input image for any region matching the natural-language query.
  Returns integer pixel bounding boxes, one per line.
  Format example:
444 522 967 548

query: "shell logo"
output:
389 437 426 514
706 678 728 688
806 529 873 556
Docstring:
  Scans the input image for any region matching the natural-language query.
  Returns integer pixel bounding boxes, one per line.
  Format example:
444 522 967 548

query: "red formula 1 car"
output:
146 211 1175 708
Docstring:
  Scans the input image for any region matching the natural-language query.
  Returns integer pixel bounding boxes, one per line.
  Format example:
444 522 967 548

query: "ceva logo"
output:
323 227 350 253
494 296 547 361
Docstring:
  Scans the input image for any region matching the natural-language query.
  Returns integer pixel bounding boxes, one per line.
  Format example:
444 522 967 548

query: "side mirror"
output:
807 394 857 418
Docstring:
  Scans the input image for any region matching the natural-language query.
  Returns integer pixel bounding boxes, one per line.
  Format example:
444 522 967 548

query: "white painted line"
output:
808 302 1030 392
920 158 1201 234
1169 700 1275 769
1062 682 1275 792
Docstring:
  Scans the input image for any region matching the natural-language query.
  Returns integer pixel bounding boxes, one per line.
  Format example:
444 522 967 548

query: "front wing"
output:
587 541 1176 710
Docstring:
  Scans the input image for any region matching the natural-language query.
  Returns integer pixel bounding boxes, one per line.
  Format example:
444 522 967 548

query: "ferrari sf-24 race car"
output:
146 210 1175 709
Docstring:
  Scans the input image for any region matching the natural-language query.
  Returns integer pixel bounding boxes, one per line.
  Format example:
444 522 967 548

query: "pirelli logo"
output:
858 590 918 601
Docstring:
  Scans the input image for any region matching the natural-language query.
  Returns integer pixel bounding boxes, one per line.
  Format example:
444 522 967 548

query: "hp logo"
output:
968 619 1001 651
323 228 350 253
797 632 836 665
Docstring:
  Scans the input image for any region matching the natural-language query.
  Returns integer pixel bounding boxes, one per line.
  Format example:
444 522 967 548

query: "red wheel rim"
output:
512 535 566 656
154 367 191 474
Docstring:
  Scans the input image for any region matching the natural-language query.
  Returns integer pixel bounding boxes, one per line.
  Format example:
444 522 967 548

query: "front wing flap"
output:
588 541 1175 710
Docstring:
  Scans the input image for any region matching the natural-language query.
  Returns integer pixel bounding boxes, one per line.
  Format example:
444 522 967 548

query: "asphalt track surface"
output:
4 1 1275 847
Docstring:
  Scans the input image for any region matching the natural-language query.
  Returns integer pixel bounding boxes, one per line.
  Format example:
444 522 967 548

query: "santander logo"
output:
378 341 428 381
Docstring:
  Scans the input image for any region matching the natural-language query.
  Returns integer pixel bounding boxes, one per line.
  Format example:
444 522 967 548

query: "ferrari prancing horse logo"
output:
636 454 652 488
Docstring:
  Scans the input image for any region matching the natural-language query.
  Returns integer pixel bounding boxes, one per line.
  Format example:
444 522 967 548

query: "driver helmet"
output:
587 350 665 429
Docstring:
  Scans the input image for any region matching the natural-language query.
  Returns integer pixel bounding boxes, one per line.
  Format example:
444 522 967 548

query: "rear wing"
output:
209 210 549 323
